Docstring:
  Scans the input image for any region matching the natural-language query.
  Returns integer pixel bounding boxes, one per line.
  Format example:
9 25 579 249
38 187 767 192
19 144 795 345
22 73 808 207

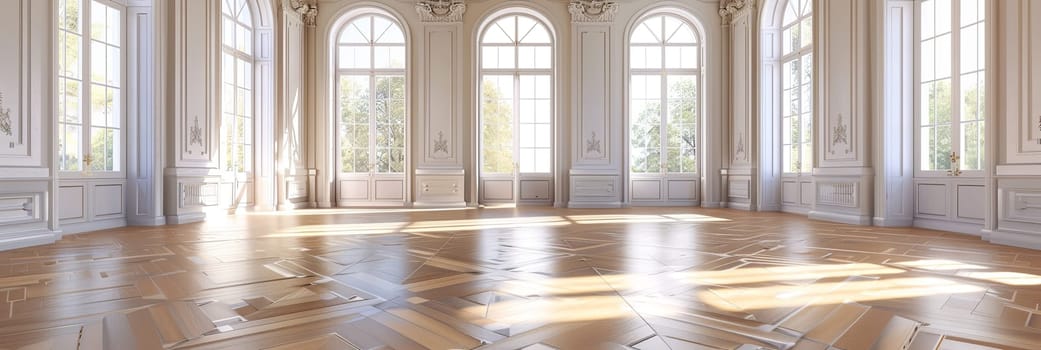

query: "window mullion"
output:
950 2 962 161
81 0 92 173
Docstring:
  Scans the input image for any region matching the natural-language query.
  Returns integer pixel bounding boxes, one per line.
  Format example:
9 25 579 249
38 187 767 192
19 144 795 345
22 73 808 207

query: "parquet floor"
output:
2 207 1041 349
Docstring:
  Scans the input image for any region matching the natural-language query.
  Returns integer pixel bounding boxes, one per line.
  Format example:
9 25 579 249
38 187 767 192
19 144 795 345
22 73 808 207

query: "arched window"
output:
478 12 554 204
335 12 407 204
781 0 812 174
917 0 985 174
627 13 701 204
57 0 124 173
221 0 254 174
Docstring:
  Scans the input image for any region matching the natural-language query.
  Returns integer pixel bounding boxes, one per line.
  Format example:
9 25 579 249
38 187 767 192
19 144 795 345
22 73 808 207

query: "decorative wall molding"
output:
718 0 750 25
585 132 602 156
817 182 858 208
831 113 848 150
0 92 11 137
568 0 618 23
415 0 466 23
432 131 449 155
288 0 317 27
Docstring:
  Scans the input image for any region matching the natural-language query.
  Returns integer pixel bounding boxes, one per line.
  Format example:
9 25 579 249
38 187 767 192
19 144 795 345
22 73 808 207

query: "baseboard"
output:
413 201 468 209
781 205 811 215
872 216 913 227
61 218 127 235
277 201 312 211
166 212 206 225
702 201 722 208
0 229 61 251
809 210 873 225
913 218 983 236
568 201 624 209
629 201 700 207
127 215 167 226
726 202 753 211
987 229 1041 250
758 203 782 212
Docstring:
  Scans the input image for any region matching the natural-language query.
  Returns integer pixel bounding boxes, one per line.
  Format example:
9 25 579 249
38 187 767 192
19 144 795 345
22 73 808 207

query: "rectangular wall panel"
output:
422 29 458 165
956 185 986 220
59 187 85 220
631 180 661 201
577 30 609 164
520 180 551 201
94 185 124 217
670 180 699 201
916 183 948 217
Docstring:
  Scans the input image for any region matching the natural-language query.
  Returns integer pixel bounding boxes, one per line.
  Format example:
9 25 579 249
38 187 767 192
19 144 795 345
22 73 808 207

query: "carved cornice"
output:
568 0 618 23
416 0 466 23
718 0 750 25
288 0 317 27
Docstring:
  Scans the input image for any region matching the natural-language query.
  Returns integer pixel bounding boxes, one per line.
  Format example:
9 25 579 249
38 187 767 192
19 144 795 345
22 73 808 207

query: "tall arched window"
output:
335 12 407 205
917 0 985 175
221 0 254 175
628 13 701 205
781 0 812 174
478 13 554 204
57 0 124 173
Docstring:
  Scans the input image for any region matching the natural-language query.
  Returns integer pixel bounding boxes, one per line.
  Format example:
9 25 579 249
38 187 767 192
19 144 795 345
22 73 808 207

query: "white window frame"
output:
626 13 702 176
477 13 555 176
220 0 255 177
57 0 126 179
780 0 813 175
913 0 986 178
334 12 409 176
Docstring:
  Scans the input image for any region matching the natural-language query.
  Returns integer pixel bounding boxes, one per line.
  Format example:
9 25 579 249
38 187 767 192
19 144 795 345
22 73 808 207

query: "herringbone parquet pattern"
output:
1 207 1040 349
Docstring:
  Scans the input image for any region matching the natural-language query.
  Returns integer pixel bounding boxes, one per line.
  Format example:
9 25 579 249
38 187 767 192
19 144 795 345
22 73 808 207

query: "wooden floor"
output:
1 207 1041 349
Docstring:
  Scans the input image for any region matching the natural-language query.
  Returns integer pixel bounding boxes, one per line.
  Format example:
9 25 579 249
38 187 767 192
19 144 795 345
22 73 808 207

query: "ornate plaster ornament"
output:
433 131 449 155
735 133 745 160
416 0 466 23
0 92 12 137
189 116 204 150
585 131 602 155
288 0 317 27
831 114 849 154
718 0 750 24
568 0 618 23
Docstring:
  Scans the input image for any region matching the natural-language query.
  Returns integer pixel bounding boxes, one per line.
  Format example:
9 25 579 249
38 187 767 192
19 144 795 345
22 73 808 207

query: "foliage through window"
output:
781 0 812 174
337 14 406 174
480 14 553 174
221 0 254 174
58 0 123 173
918 0 985 173
629 14 700 174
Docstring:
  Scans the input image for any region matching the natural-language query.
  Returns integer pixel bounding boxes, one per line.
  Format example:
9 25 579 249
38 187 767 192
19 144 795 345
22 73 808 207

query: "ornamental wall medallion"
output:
0 92 12 137
586 131 602 156
433 131 449 155
416 0 466 23
568 0 618 23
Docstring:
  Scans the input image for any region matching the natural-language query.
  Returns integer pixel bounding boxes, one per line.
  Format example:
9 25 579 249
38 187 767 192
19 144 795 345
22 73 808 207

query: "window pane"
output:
481 76 514 174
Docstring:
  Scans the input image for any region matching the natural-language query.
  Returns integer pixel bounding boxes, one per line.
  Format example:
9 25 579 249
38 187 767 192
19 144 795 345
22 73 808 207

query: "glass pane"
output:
922 0 936 38
935 0 952 34
800 17 813 48
960 23 980 73
520 19 551 44
64 80 82 123
481 76 514 174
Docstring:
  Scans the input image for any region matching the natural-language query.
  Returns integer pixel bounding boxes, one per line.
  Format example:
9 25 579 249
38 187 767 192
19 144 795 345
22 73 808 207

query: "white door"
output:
478 14 554 205
337 74 406 206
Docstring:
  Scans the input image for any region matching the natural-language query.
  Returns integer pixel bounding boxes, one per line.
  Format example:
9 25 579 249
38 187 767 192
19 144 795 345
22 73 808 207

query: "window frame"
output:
334 12 409 175
220 0 256 176
57 0 127 179
477 13 555 176
913 0 987 178
626 12 703 176
779 0 813 175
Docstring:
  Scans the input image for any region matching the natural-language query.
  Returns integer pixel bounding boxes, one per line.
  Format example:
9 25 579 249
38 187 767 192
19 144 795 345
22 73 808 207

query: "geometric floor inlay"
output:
1 207 1040 349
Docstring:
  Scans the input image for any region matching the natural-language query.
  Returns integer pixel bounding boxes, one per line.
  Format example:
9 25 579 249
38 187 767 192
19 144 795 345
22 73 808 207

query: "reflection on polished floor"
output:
1 207 1041 349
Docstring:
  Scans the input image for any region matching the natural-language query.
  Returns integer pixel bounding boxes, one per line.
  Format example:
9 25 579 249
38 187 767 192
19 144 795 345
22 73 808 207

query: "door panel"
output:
339 179 370 200
631 180 662 200
667 179 698 201
374 179 404 201
482 179 515 202
519 179 551 201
